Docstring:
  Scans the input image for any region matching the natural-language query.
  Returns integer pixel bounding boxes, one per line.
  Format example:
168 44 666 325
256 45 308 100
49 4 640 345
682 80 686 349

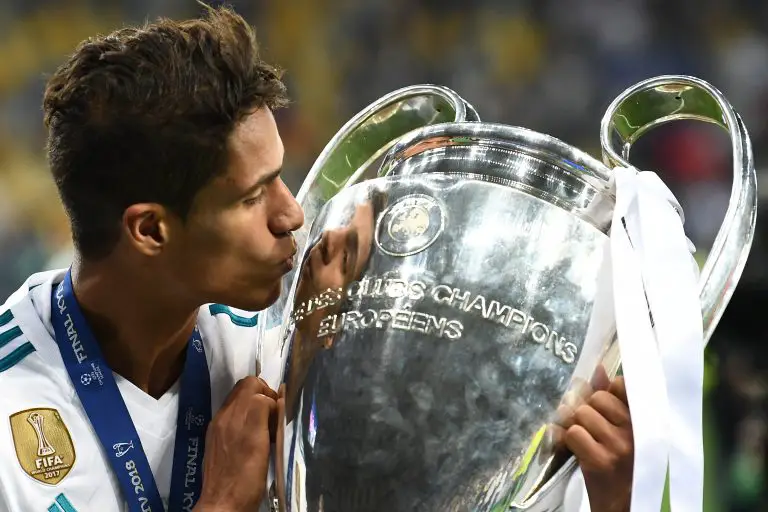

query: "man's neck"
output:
70 259 199 399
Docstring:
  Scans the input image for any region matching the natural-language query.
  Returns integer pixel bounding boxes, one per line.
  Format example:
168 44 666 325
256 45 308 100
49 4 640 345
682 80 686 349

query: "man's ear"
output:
122 203 171 256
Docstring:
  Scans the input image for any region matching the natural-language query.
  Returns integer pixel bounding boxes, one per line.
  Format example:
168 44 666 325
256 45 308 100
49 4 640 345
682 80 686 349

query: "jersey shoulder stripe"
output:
0 325 22 349
208 304 260 327
0 310 36 374
0 309 12 327
0 342 35 373
48 493 79 512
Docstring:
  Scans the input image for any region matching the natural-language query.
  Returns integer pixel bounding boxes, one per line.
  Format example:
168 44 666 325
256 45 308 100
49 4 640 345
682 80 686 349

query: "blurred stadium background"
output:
0 1 765 510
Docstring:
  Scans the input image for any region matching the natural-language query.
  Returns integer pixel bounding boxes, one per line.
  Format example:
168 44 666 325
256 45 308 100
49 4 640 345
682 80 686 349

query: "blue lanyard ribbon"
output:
51 271 211 512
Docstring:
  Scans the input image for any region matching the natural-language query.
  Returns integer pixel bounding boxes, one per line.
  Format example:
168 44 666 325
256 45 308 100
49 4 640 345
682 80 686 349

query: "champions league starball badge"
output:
375 194 446 257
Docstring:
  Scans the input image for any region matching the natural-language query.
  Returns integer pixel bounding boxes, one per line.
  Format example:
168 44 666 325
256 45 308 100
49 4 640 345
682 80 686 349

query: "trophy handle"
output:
600 75 758 344
295 84 479 223
511 77 759 512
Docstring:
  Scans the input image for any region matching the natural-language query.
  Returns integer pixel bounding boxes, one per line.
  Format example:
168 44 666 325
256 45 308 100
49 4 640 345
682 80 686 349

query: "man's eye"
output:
244 191 265 206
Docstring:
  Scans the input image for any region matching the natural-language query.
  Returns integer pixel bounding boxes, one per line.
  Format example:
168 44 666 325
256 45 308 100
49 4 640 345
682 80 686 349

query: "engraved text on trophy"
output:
292 274 578 364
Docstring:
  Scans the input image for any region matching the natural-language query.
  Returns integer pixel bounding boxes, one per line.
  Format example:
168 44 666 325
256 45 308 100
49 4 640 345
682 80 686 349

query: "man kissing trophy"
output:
265 77 757 511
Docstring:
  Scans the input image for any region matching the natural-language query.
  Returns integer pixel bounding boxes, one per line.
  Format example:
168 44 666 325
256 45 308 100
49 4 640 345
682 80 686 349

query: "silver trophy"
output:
271 76 757 512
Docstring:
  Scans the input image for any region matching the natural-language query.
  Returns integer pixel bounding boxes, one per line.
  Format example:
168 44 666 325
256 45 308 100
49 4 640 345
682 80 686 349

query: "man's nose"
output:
269 178 304 235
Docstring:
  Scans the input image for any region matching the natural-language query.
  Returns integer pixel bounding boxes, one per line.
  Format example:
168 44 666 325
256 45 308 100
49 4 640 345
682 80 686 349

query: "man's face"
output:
295 202 375 304
166 108 304 311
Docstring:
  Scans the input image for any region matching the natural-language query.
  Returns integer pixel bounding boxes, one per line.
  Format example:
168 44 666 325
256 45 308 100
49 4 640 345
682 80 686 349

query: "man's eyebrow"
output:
242 167 282 196
257 167 283 185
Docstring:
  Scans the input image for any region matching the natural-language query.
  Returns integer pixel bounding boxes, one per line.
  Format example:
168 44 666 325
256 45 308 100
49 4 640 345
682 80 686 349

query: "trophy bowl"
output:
273 76 757 512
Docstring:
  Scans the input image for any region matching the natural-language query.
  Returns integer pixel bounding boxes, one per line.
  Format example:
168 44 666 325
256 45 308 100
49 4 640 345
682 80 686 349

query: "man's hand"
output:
563 374 633 512
194 377 278 512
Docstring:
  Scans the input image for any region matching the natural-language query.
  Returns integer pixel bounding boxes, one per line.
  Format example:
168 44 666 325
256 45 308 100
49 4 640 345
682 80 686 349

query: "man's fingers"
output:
571 402 634 470
221 377 251 408
268 400 279 443
590 365 611 392
556 403 576 429
224 377 278 405
608 376 628 406
547 424 567 451
248 393 278 428
572 404 617 445
564 425 612 469
588 390 631 427
556 381 591 427
275 387 287 508
257 377 279 400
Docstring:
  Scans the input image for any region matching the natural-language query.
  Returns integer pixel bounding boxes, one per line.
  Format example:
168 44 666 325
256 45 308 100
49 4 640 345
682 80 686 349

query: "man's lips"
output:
281 235 298 272
281 249 297 272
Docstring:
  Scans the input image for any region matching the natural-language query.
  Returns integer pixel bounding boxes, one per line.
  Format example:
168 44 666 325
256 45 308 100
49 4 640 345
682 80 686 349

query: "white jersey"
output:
0 269 283 512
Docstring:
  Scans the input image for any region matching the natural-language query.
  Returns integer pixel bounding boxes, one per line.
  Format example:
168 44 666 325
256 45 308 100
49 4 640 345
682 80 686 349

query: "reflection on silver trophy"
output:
268 78 757 511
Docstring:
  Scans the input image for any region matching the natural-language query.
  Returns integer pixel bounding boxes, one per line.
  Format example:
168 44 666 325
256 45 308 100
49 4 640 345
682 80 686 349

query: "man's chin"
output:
248 280 284 312
262 280 283 308
215 280 284 313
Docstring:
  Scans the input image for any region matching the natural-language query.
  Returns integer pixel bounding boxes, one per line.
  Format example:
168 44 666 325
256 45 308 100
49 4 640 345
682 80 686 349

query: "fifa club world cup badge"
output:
9 408 76 485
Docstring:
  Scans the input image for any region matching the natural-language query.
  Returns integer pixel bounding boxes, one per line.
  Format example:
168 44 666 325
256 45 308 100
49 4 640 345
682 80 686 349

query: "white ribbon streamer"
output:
578 167 704 512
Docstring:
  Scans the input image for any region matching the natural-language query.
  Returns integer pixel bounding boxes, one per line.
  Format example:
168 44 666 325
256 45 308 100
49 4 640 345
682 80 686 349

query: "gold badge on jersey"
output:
9 408 76 485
